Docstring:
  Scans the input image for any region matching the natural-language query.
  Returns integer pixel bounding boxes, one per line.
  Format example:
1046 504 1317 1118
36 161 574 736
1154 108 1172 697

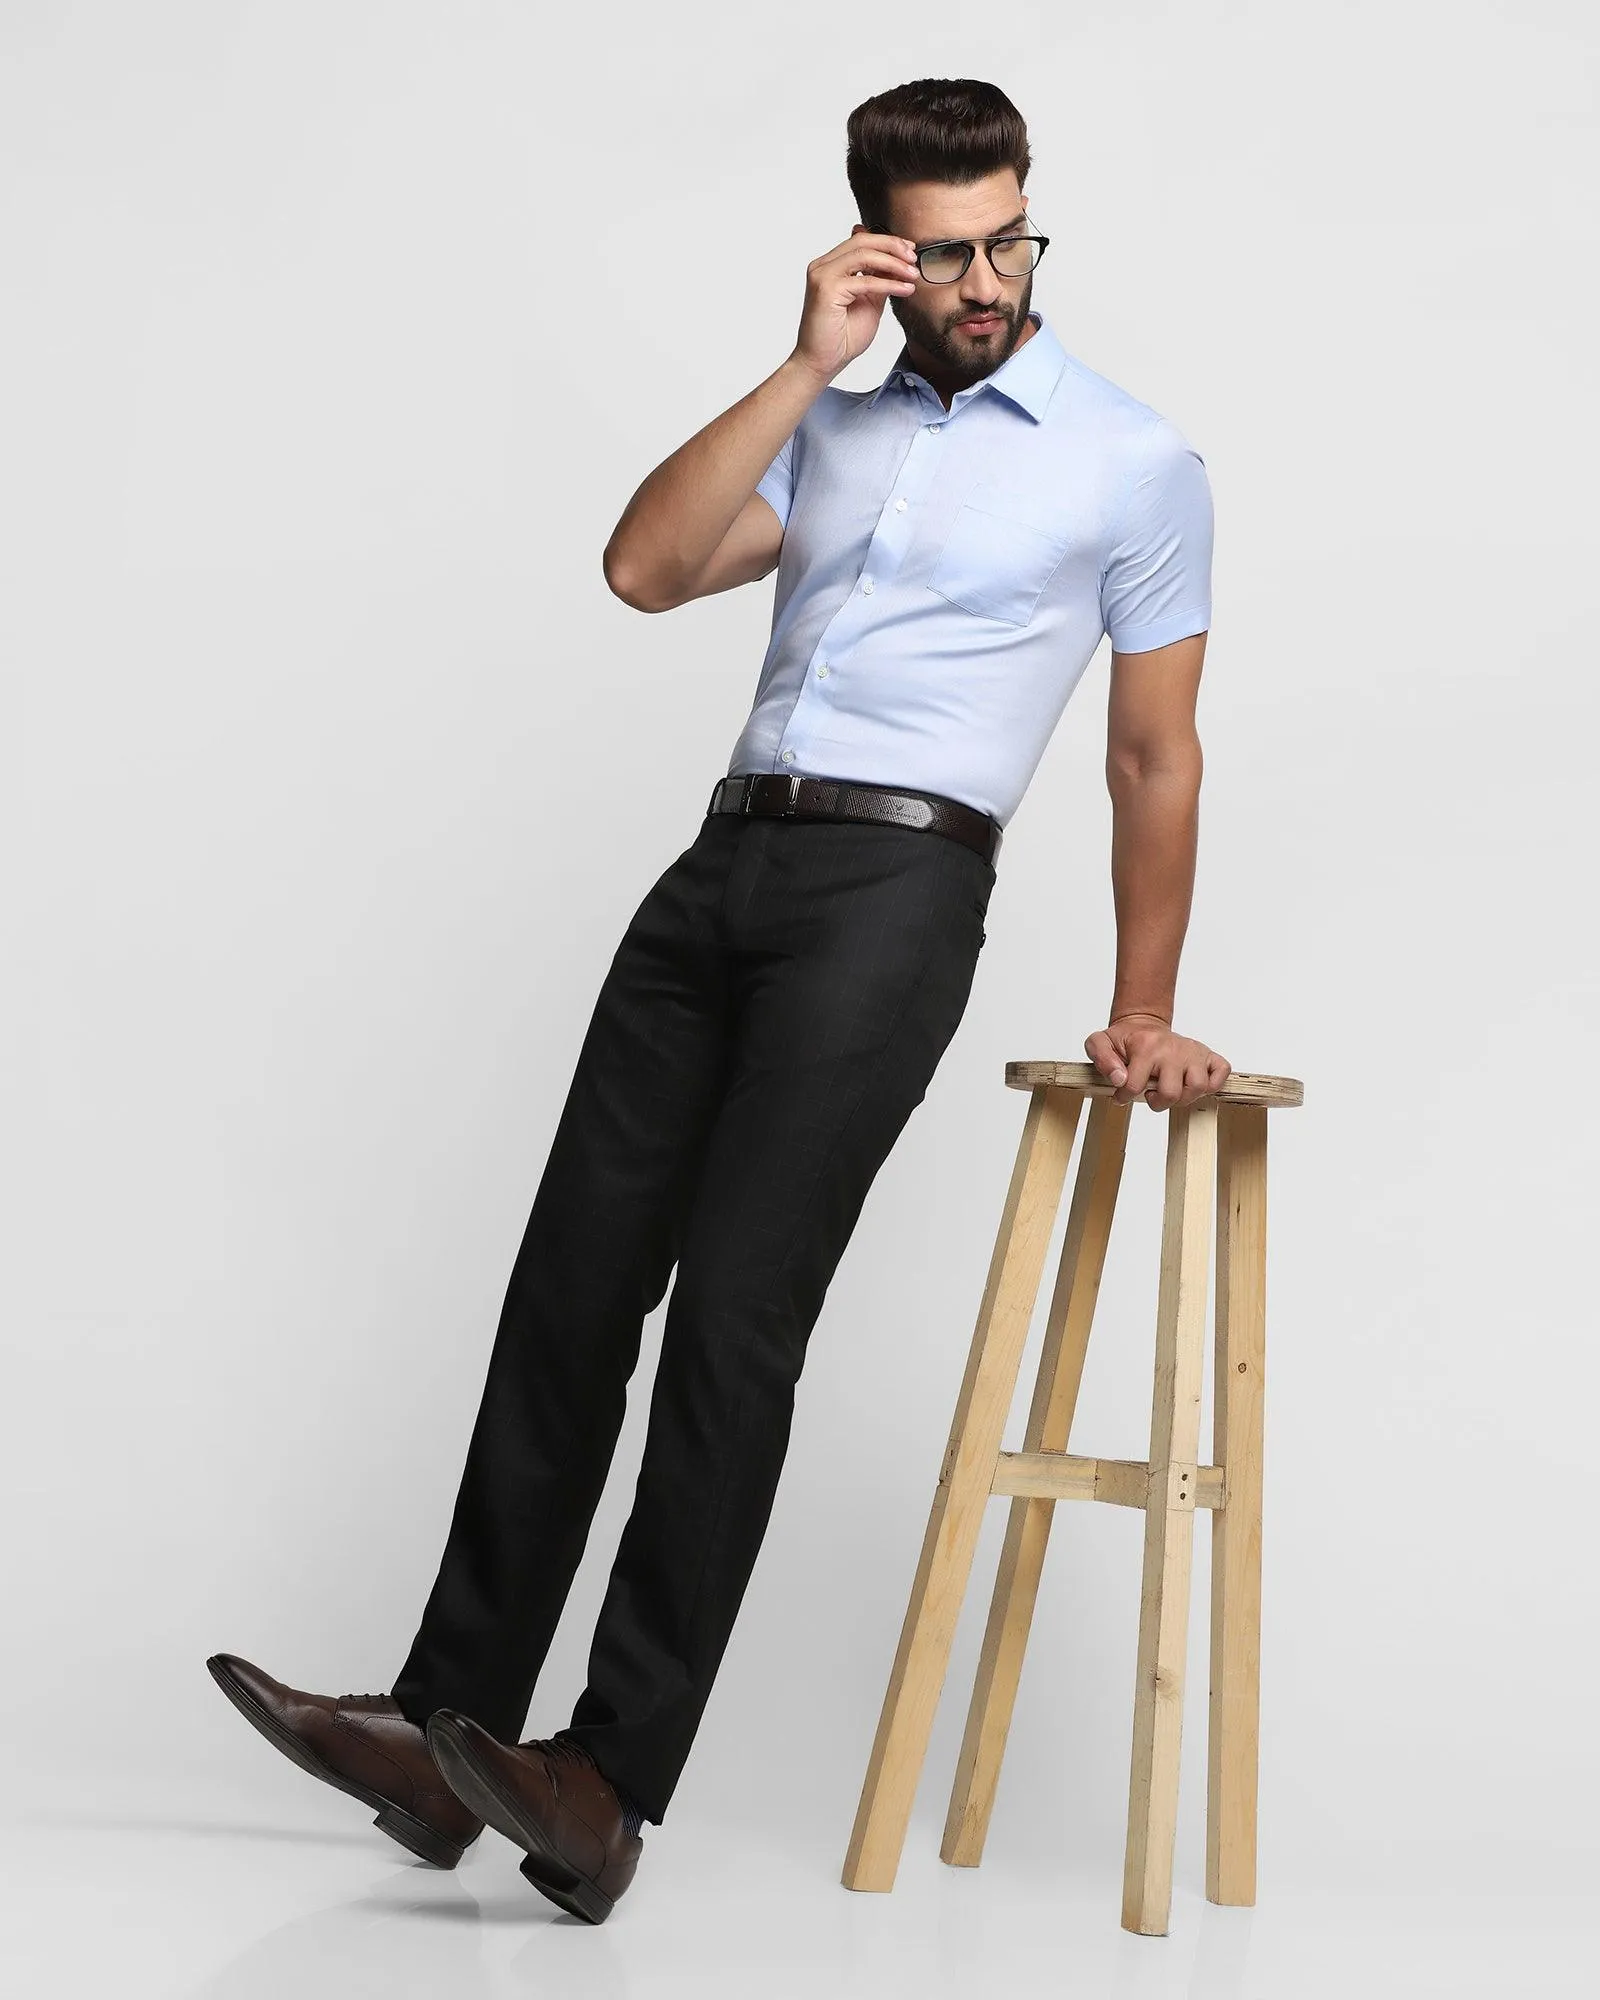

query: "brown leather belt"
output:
707 771 1002 867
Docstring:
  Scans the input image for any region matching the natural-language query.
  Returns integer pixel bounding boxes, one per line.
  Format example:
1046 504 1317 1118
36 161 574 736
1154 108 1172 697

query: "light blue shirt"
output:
724 307 1213 829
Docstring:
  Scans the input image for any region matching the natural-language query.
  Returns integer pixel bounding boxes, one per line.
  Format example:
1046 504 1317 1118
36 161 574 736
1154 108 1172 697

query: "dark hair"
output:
846 78 1031 233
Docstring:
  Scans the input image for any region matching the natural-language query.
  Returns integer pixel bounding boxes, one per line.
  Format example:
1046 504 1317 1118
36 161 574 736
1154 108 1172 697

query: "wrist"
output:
782 349 836 393
1109 1008 1171 1026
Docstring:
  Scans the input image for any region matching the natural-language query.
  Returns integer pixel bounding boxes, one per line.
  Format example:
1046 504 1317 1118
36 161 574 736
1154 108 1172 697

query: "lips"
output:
958 315 1003 331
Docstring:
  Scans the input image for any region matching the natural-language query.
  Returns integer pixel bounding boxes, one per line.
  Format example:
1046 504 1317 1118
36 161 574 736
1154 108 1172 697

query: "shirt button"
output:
895 498 907 511
780 748 795 764
929 423 941 433
861 577 875 593
817 664 830 678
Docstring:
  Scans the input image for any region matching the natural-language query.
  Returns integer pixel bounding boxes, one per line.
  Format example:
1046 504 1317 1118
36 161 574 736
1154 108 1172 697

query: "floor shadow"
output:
19 1808 390 1851
180 1867 631 2000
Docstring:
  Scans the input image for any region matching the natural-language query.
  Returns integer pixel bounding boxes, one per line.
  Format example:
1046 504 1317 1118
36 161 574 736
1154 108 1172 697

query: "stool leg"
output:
842 1084 1081 1892
941 1095 1131 1866
1207 1102 1267 1905
1122 1099 1218 1935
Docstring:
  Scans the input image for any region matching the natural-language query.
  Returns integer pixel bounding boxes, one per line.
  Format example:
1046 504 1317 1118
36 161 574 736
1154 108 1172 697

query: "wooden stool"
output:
841 1060 1304 1934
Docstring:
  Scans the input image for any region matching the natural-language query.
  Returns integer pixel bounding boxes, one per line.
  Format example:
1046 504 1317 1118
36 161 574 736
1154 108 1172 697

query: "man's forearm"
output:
1105 752 1202 1024
602 355 827 606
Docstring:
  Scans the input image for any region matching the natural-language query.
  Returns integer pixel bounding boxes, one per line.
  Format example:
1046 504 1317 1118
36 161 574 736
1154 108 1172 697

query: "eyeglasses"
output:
913 228 1050 284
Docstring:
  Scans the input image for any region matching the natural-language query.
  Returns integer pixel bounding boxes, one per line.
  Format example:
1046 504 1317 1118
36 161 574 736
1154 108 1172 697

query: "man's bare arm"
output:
1083 629 1231 1110
601 226 923 613
601 356 824 612
1103 631 1207 1025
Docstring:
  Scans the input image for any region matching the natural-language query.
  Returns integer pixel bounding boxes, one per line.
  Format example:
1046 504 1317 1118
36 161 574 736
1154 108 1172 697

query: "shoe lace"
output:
525 1733 595 1769
526 1734 643 1829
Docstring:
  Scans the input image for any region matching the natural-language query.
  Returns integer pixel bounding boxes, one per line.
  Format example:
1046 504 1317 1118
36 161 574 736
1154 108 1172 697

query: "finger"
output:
1118 1047 1157 1105
832 276 920 302
828 240 922 282
1182 1059 1212 1106
1084 1031 1128 1087
1209 1055 1233 1092
837 272 918 299
1144 1056 1184 1111
832 228 919 257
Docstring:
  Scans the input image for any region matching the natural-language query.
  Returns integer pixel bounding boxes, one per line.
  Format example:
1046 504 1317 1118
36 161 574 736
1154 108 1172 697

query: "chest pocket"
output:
928 481 1073 627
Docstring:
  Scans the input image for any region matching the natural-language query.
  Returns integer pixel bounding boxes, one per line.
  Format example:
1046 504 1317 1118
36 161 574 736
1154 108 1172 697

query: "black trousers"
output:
389 798 996 1822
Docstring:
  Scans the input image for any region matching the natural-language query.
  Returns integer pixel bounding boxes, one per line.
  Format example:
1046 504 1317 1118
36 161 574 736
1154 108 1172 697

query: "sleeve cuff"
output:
754 472 790 531
1105 606 1210 654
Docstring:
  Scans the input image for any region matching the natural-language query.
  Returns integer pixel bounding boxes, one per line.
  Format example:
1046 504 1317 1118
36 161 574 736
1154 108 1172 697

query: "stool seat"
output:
842 1060 1303 1933
1007 1061 1303 1107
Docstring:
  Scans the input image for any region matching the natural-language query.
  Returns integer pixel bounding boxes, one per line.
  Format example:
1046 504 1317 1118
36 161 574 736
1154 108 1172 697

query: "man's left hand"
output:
1084 1014 1232 1110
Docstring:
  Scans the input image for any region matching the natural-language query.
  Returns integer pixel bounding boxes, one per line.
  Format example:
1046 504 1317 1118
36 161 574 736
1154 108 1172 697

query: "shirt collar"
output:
867 307 1066 422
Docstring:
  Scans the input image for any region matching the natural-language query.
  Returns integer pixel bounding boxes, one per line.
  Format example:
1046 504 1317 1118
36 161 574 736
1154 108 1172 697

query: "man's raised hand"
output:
790 228 921 385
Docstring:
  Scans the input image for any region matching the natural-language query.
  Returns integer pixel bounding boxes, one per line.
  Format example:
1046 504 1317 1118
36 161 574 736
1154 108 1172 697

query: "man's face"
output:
869 171 1037 383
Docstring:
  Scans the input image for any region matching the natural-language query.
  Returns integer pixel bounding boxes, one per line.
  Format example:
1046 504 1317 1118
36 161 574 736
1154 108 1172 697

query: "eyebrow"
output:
914 211 1027 250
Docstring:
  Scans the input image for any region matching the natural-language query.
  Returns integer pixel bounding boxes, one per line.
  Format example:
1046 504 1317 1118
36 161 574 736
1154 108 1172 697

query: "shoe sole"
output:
205 1655 478 1869
425 1714 615 1924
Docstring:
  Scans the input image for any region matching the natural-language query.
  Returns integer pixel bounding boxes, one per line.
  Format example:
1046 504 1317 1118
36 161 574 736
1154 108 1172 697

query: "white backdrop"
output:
4 3 1596 1995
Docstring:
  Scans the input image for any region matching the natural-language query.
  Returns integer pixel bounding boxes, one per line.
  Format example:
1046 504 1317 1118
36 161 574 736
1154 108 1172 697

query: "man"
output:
208 77 1230 1925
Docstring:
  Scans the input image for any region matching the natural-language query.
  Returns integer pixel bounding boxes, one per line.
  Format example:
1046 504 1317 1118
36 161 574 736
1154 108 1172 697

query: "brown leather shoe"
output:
206 1653 484 1867
425 1711 643 1923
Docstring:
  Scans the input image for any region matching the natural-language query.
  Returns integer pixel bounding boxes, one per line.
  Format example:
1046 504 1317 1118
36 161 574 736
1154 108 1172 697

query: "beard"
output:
889 272 1035 383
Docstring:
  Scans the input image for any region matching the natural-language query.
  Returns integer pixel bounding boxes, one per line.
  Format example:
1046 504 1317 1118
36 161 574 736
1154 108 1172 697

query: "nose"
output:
959 248 1007 309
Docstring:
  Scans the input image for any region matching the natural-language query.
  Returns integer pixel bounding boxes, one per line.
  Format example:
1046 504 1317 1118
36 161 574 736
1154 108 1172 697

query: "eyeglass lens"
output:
917 234 1043 283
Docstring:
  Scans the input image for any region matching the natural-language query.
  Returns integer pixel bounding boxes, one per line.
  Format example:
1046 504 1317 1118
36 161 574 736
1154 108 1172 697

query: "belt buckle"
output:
744 772 802 816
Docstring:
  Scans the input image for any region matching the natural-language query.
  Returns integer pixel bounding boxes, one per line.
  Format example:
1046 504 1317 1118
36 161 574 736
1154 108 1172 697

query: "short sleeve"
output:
1099 416 1213 653
754 429 796 531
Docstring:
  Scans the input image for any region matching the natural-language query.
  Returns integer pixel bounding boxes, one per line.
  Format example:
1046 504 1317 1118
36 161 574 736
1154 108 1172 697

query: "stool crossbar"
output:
841 1060 1303 1934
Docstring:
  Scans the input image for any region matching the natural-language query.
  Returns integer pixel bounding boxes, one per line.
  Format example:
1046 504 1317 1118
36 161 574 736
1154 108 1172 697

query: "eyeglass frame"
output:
910 226 1051 284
